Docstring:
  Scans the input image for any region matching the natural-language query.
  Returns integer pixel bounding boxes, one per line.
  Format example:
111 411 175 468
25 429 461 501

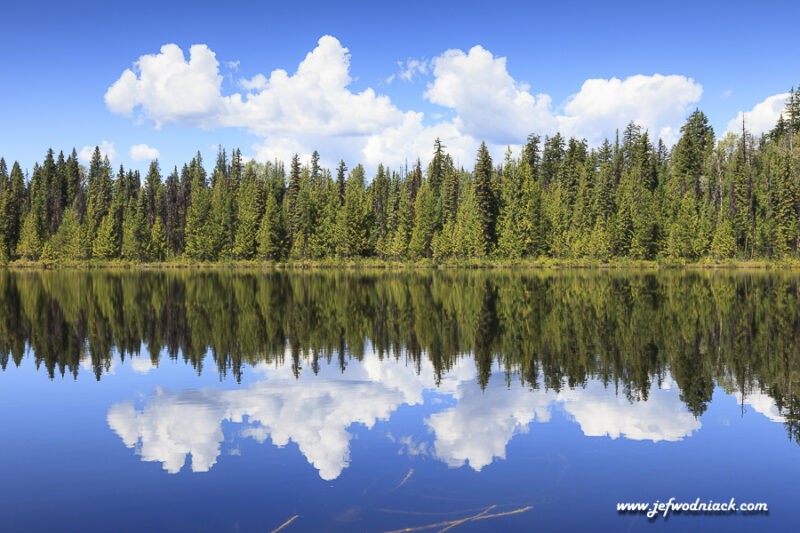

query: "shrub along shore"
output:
3 257 799 270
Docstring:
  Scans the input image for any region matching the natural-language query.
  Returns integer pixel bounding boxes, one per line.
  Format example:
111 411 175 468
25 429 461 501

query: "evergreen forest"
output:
1 90 799 264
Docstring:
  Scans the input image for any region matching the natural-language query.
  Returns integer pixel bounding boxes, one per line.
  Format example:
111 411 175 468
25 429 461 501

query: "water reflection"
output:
107 352 474 479
2 268 799 451
106 350 787 478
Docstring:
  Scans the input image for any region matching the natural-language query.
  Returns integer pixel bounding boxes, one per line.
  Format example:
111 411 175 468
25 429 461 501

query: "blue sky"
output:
1 0 798 174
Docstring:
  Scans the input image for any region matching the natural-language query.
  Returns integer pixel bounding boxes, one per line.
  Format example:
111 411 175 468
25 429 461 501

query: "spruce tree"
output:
257 189 284 260
336 165 371 257
142 160 163 228
86 147 112 242
149 216 167 261
46 208 82 261
92 212 119 259
232 163 264 259
121 198 148 261
408 183 436 259
710 211 736 259
0 162 25 257
473 142 496 255
184 165 213 260
16 208 45 260
336 160 347 205
163 167 183 255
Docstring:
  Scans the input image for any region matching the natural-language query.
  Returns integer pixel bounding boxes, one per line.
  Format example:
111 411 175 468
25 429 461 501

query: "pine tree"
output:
0 162 25 258
17 163 47 260
473 142 496 255
389 179 414 259
16 208 45 260
0 158 7 197
541 133 565 186
310 173 339 258
522 134 541 181
336 160 347 205
408 183 436 259
64 149 82 210
336 165 371 257
710 210 736 259
731 133 754 257
142 160 163 228
184 164 214 260
92 212 118 259
310 150 321 183
163 167 183 256
121 198 148 261
451 184 486 258
46 208 82 261
497 151 526 258
257 189 284 260
441 155 459 225
429 138 446 198
44 149 68 235
370 164 391 253
232 163 264 259
522 172 546 257
666 193 700 259
671 109 715 200
149 216 167 261
86 147 113 243
286 154 301 242
290 167 315 259
209 148 234 257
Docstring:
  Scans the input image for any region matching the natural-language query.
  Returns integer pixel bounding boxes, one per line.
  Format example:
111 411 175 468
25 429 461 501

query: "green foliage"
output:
408 183 437 259
4 88 800 265
184 176 214 261
473 142 496 256
257 189 285 260
710 211 736 259
232 163 264 259
6 269 800 432
86 147 113 241
336 165 372 257
149 216 167 261
16 208 45 260
121 198 148 261
0 162 25 258
92 212 119 259
45 209 82 261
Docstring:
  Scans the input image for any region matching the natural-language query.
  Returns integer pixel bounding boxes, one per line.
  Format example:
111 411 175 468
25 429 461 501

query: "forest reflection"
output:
2 268 800 442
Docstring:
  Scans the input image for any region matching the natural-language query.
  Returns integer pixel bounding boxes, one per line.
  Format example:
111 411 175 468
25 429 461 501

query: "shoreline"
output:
3 258 800 270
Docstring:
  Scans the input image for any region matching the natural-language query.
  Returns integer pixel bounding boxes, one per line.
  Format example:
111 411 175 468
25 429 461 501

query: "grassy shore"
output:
4 256 800 270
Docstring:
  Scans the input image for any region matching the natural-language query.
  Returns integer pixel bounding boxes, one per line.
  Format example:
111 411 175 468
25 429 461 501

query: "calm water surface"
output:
0 270 798 532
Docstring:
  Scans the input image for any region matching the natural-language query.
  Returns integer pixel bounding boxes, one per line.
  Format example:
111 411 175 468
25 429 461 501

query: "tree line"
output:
1 88 799 263
2 269 800 440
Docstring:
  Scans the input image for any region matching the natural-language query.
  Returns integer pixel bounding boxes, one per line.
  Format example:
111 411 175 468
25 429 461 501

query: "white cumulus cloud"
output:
106 36 706 170
130 143 160 161
726 92 790 136
558 74 703 146
105 44 224 128
425 45 558 145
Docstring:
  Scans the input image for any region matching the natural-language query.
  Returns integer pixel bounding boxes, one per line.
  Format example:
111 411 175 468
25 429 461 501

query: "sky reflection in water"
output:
1 270 798 531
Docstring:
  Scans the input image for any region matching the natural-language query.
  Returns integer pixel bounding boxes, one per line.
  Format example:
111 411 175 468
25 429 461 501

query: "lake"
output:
0 269 797 531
